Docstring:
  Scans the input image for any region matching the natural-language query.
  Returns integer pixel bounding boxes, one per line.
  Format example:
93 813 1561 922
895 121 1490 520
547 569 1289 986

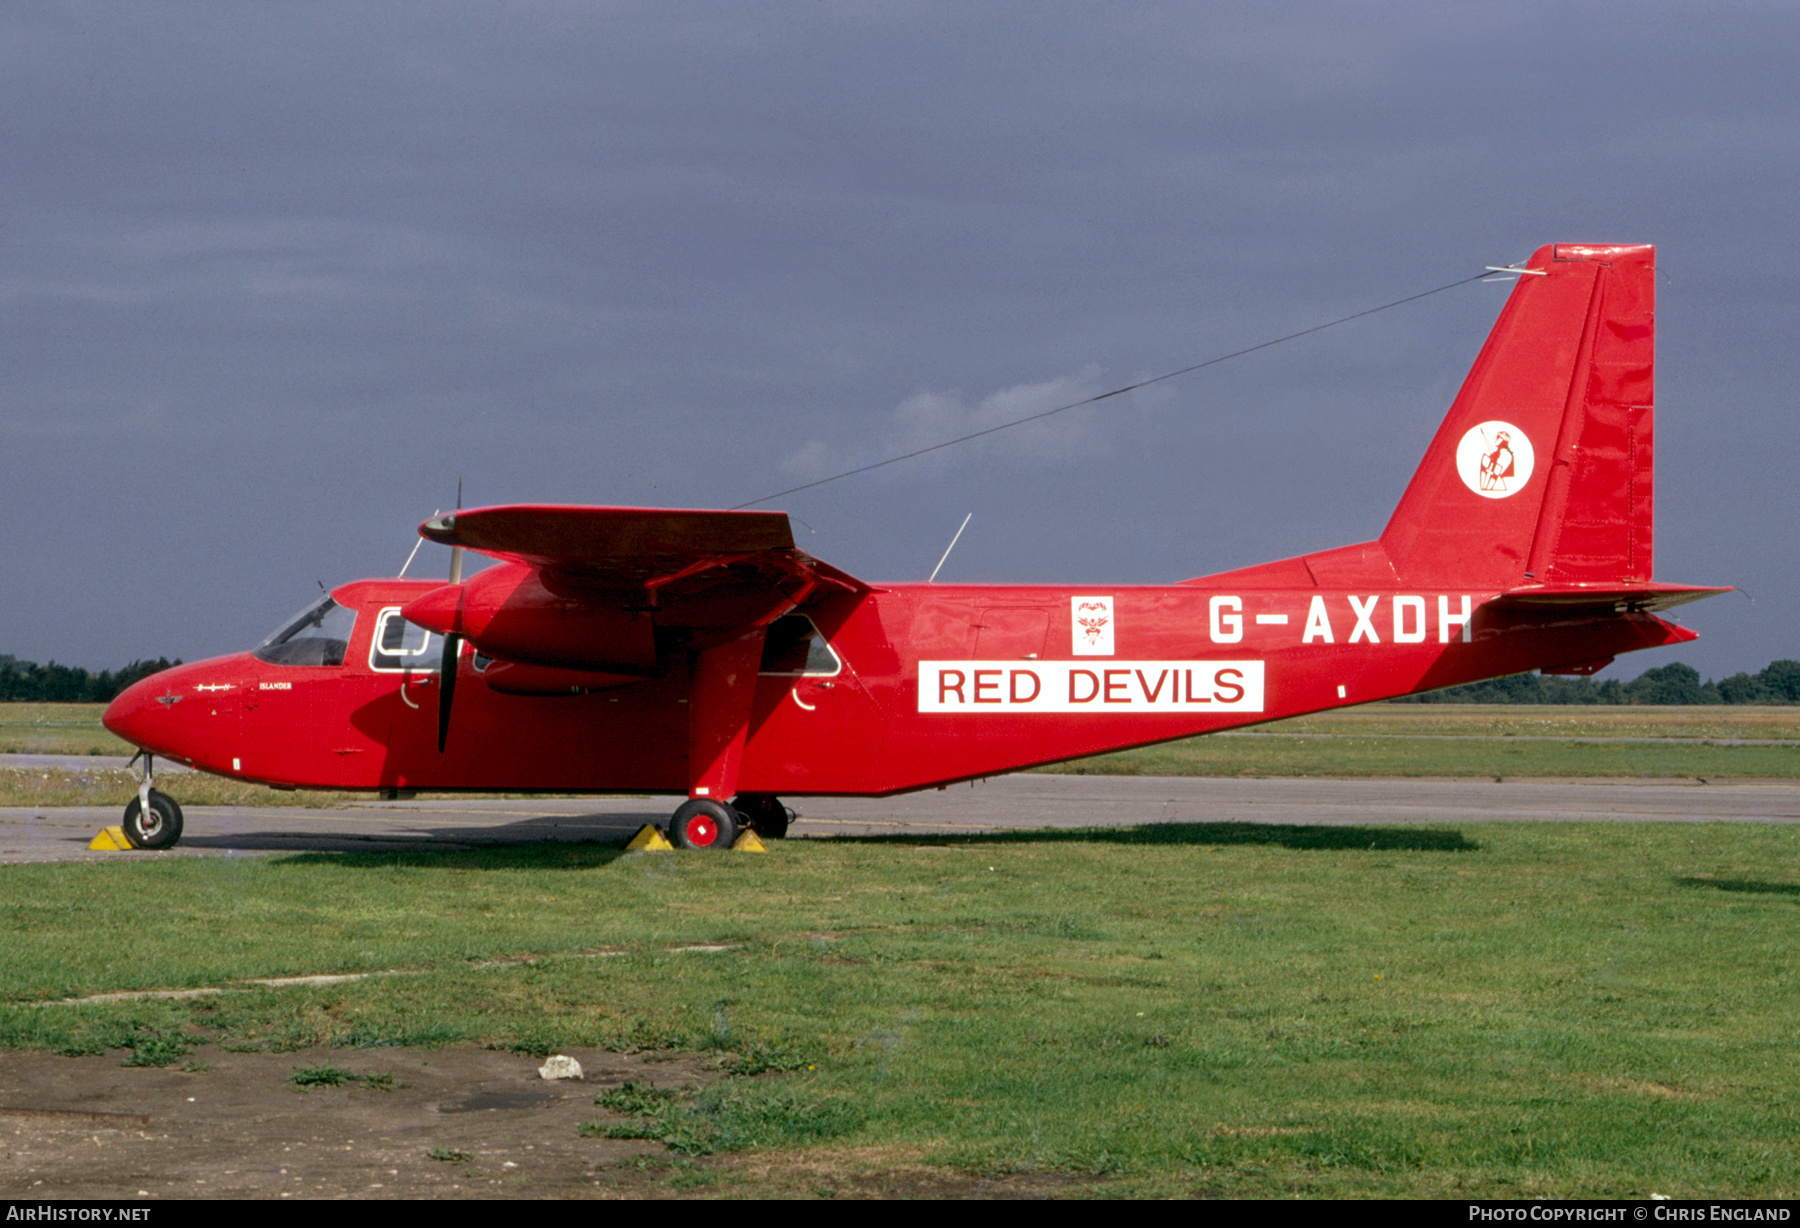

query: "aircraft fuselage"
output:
104 575 1692 798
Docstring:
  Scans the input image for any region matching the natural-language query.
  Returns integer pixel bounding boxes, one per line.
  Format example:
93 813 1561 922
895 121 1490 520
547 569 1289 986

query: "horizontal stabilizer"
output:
1490 582 1731 614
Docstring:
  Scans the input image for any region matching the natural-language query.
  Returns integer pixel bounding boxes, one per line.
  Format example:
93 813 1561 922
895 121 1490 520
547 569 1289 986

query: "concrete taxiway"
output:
3 774 1798 863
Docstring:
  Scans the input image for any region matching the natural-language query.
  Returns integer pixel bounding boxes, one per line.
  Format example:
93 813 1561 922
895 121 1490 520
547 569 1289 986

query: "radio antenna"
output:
928 513 973 583
398 510 439 578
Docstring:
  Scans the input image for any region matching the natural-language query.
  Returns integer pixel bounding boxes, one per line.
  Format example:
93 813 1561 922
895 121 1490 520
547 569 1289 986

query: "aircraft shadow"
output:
1675 876 1800 898
814 821 1480 853
175 809 667 862
176 817 1476 865
269 844 635 870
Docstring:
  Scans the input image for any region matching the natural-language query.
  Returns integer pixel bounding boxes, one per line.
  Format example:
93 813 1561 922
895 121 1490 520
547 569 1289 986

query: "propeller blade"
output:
437 632 461 753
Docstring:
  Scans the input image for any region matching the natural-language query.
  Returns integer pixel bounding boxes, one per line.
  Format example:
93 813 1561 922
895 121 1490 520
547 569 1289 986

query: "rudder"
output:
1379 244 1655 589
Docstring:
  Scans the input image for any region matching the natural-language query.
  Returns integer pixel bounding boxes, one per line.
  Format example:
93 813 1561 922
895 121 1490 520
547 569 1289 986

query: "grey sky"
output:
4 2 1794 679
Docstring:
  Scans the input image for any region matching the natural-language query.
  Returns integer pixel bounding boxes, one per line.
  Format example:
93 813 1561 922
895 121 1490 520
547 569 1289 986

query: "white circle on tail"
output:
1455 421 1534 499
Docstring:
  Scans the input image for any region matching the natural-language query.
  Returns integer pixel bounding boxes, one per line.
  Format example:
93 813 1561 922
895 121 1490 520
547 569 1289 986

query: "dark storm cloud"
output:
3 2 1795 678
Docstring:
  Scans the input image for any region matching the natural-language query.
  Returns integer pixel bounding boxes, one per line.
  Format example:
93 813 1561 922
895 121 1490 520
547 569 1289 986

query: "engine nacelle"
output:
403 564 658 673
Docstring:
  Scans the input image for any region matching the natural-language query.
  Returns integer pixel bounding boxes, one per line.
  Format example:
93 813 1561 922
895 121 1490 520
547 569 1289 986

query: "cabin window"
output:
758 614 841 677
369 607 444 673
253 597 357 667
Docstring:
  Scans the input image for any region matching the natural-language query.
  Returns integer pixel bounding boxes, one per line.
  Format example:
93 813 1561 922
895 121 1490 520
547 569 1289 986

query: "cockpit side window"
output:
758 614 842 677
369 607 443 673
253 597 357 667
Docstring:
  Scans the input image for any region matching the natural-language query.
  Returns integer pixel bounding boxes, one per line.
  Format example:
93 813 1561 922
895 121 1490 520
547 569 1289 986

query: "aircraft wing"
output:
411 505 866 658
420 505 866 596
422 505 791 573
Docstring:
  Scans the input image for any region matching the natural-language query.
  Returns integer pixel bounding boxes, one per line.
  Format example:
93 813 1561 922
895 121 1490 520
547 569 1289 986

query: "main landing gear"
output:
669 798 738 850
122 752 185 850
666 793 794 850
731 792 792 840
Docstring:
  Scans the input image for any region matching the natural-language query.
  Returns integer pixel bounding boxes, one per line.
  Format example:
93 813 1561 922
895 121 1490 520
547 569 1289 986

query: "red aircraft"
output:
103 243 1725 851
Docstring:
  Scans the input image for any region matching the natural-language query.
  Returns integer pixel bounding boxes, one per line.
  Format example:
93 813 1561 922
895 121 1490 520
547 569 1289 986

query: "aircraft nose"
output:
102 673 167 749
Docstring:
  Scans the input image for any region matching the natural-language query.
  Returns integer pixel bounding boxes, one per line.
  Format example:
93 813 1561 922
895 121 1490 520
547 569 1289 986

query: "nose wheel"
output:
123 752 185 850
123 791 185 850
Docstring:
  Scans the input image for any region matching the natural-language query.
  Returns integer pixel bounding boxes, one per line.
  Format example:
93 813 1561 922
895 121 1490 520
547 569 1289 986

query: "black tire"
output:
122 790 184 850
669 798 739 850
733 793 791 839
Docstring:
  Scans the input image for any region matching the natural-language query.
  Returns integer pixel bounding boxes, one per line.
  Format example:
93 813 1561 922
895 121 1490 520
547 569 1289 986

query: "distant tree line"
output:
0 655 180 703
1396 660 1800 705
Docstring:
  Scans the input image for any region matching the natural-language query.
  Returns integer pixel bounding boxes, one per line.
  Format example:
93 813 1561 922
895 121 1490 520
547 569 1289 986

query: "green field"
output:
1040 704 1800 779
5 702 1799 1195
4 820 1799 1197
1042 729 1800 780
0 703 124 755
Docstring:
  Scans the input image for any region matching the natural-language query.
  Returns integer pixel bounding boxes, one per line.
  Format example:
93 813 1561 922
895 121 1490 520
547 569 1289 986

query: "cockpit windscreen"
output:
253 597 357 667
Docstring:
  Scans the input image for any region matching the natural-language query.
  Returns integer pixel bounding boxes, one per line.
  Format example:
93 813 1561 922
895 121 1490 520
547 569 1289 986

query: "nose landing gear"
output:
122 753 185 850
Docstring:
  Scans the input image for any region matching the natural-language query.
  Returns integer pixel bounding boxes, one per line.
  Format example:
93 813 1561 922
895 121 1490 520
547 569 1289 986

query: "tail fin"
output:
1380 243 1655 588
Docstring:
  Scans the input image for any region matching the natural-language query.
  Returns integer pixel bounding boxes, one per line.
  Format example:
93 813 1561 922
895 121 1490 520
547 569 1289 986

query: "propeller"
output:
437 476 466 754
448 477 465 584
437 631 462 753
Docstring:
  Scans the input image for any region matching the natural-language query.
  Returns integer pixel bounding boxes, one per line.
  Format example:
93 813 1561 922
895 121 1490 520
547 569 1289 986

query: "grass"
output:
1039 732 1800 778
1262 704 1800 741
2 822 1799 1196
6 704 1796 1192
0 704 129 756
290 1064 396 1090
595 1080 682 1117
1033 704 1800 779
583 1080 861 1155
290 1063 357 1087
0 766 371 809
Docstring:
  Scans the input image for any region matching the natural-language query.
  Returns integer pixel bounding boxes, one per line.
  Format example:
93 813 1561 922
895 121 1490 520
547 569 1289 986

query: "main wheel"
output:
122 790 184 850
733 793 791 839
669 798 739 850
